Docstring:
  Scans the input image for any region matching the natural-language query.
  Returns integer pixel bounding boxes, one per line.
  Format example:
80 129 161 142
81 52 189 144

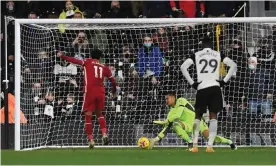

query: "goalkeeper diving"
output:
149 91 237 150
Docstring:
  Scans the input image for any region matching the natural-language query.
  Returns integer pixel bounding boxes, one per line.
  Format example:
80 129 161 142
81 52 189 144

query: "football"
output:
137 137 150 149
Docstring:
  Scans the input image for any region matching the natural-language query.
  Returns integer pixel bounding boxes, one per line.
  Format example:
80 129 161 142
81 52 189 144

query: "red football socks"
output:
85 115 93 141
98 116 107 135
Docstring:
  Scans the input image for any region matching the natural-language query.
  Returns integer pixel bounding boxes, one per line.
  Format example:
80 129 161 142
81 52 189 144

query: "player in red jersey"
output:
57 49 117 148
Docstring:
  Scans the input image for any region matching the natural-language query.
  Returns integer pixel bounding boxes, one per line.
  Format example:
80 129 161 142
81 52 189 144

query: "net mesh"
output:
19 22 276 149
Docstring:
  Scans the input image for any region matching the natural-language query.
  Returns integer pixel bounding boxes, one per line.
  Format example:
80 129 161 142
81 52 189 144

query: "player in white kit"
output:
181 36 237 152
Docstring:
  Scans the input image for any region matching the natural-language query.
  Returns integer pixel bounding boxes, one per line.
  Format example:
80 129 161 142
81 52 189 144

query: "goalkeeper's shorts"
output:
175 120 209 134
174 121 193 133
199 121 209 133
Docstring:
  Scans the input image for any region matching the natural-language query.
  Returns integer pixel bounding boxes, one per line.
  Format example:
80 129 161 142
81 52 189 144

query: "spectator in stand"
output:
124 46 138 74
57 5 85 57
4 1 18 18
59 0 82 19
138 36 163 79
253 37 275 63
69 31 91 60
1 1 17 78
67 31 90 103
224 39 248 113
170 0 205 18
164 25 194 91
59 93 78 120
36 90 60 145
37 91 62 120
153 27 169 52
253 37 276 115
117 46 139 99
131 1 143 17
24 50 54 117
58 0 83 33
27 50 53 86
142 1 172 18
105 0 134 18
28 11 37 19
37 91 78 145
111 46 141 114
169 25 193 61
1 1 18 45
242 56 275 117
73 11 83 19
54 53 79 100
136 36 164 116
29 50 53 93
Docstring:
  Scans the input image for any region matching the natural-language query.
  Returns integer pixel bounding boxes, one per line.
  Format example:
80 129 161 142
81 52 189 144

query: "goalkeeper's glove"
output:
153 119 170 126
216 80 227 87
148 137 160 150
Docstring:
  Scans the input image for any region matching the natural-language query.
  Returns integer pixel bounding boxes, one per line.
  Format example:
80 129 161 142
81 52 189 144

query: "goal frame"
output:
14 17 276 151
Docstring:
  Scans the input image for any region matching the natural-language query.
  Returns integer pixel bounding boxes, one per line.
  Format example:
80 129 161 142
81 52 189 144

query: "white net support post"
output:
14 17 276 151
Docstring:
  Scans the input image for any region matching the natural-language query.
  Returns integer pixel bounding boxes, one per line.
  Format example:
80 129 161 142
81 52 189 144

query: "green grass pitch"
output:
2 147 275 165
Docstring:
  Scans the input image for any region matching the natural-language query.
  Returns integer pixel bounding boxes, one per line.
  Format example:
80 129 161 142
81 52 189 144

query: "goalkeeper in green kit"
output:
149 91 236 150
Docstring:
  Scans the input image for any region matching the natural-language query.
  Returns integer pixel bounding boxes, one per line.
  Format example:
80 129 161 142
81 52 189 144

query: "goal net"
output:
14 18 276 150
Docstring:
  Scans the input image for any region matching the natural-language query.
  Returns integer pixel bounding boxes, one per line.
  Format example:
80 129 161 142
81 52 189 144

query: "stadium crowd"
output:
1 0 276 146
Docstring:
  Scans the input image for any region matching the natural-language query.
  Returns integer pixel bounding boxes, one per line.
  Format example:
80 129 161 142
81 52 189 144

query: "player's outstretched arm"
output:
149 125 170 149
153 107 183 126
150 106 185 149
222 57 237 83
153 106 184 124
57 51 84 65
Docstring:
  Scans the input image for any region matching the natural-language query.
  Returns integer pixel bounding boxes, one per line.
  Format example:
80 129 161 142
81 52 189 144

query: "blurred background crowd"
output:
0 0 276 146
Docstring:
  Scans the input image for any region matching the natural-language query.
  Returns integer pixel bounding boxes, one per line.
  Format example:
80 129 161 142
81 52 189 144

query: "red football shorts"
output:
82 92 105 112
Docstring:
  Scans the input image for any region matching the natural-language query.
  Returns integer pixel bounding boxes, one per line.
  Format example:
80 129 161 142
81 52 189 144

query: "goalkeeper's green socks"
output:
173 125 192 143
214 135 232 145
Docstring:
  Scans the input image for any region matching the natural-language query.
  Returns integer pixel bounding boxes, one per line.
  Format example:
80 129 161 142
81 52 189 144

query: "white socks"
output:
193 119 200 147
208 119 218 147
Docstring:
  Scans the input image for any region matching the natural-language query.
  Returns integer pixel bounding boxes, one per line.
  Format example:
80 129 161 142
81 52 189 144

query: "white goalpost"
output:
14 18 276 151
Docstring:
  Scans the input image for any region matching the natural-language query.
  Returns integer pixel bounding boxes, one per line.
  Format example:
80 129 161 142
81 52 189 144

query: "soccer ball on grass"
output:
137 137 150 149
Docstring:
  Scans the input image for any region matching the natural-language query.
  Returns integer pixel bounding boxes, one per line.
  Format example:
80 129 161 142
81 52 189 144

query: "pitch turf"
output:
2 147 275 165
